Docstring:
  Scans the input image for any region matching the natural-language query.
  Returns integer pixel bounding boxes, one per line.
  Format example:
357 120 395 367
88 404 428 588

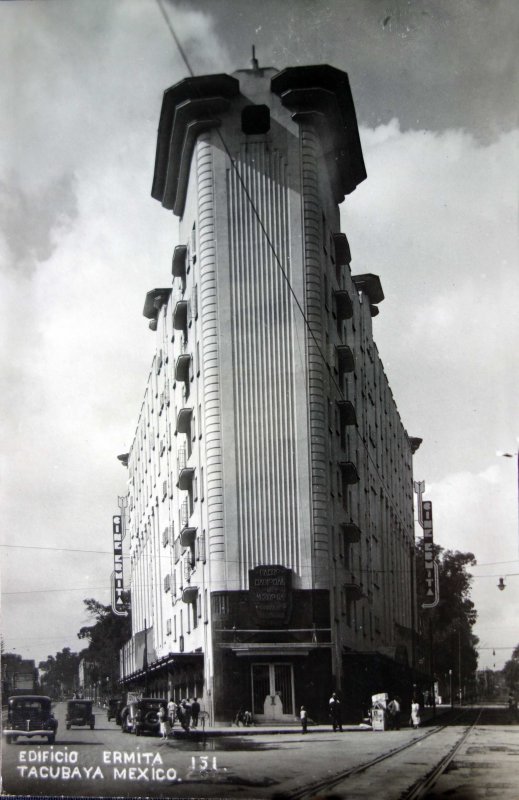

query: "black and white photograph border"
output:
1 1 518 798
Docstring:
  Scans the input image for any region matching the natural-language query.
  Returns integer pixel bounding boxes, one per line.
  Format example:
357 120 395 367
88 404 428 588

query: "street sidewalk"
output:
166 705 451 738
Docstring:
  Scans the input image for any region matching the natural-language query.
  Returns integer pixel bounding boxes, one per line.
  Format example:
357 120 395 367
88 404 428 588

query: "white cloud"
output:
343 122 519 482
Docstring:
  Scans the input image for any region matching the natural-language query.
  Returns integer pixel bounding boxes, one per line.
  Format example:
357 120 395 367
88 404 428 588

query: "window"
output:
241 104 270 134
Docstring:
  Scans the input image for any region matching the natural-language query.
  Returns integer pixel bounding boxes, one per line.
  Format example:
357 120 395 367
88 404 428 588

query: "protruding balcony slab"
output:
334 289 353 320
352 273 384 305
182 586 199 604
336 400 357 427
336 344 355 373
177 407 193 434
142 288 172 319
172 245 187 278
339 461 360 485
341 522 361 544
344 582 363 601
178 466 195 491
180 526 197 548
333 233 351 265
175 353 191 383
173 299 188 330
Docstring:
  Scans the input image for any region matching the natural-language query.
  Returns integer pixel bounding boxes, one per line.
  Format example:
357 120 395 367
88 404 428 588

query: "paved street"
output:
3 704 519 798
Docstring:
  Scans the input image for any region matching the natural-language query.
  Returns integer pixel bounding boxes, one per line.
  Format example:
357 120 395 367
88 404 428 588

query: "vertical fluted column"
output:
198 134 225 583
300 126 330 588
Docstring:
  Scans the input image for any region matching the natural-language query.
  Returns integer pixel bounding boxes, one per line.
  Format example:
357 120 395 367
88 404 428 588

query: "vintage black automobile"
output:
121 697 166 736
65 699 95 729
4 695 58 744
107 696 125 724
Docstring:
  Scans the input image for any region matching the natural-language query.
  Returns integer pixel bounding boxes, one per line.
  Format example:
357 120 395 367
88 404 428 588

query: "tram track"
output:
288 708 479 800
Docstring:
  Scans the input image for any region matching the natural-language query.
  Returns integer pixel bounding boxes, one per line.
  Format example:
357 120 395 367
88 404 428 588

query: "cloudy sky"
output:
1 0 517 673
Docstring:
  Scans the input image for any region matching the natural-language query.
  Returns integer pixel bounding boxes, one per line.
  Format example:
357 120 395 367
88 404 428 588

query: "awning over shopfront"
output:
120 651 203 685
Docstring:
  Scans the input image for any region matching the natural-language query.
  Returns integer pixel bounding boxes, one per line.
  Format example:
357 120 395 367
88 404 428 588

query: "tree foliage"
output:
77 593 131 692
415 541 479 694
503 644 519 692
38 647 80 698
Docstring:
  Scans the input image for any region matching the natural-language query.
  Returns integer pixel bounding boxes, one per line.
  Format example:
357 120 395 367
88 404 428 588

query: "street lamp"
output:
449 669 453 709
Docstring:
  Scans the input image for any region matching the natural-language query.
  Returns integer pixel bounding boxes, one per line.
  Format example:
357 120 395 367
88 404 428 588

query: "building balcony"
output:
182 585 198 605
175 352 191 383
172 244 187 278
341 521 361 544
333 232 351 266
177 448 195 490
173 298 188 331
336 399 357 426
344 581 363 601
352 273 384 317
338 461 360 485
177 406 193 435
180 526 197 548
336 344 355 373
333 289 353 320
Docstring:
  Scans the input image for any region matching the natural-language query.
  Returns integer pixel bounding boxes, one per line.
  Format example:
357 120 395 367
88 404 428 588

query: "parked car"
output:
4 695 58 744
65 699 95 729
121 697 166 736
107 696 125 724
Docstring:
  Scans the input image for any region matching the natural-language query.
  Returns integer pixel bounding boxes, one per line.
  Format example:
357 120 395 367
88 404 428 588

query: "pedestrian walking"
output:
191 697 200 728
178 699 190 731
184 698 192 728
410 699 421 729
329 692 343 731
387 696 401 730
300 705 308 734
158 704 170 740
167 697 177 728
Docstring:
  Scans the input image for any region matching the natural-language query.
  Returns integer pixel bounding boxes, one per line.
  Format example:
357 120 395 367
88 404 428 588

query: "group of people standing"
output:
300 691 422 734
158 696 201 739
386 695 421 730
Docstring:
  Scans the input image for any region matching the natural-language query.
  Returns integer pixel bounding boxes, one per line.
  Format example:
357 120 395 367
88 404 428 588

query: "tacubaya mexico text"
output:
16 750 178 781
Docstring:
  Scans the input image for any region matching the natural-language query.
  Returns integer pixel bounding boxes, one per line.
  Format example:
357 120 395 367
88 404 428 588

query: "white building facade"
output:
119 61 421 723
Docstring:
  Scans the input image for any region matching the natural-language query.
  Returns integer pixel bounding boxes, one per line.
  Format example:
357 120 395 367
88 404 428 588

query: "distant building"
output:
2 657 38 695
119 60 422 722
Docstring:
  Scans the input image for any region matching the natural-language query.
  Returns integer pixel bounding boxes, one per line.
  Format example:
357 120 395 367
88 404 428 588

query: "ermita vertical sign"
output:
414 480 439 609
112 515 126 615
422 500 435 601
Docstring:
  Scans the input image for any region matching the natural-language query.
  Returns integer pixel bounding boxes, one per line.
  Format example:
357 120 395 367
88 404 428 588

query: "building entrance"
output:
251 663 295 721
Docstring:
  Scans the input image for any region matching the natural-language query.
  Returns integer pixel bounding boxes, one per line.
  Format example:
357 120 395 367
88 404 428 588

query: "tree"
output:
77 593 131 695
38 648 80 698
415 541 479 700
503 645 519 693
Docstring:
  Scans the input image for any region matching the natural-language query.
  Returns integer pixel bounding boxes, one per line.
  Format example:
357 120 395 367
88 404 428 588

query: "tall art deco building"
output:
119 58 422 723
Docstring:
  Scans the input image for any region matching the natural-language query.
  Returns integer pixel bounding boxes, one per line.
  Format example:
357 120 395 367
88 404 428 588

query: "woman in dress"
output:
158 704 170 740
410 699 421 729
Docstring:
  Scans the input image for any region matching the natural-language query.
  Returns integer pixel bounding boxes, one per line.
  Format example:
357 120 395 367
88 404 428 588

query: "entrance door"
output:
251 663 295 721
